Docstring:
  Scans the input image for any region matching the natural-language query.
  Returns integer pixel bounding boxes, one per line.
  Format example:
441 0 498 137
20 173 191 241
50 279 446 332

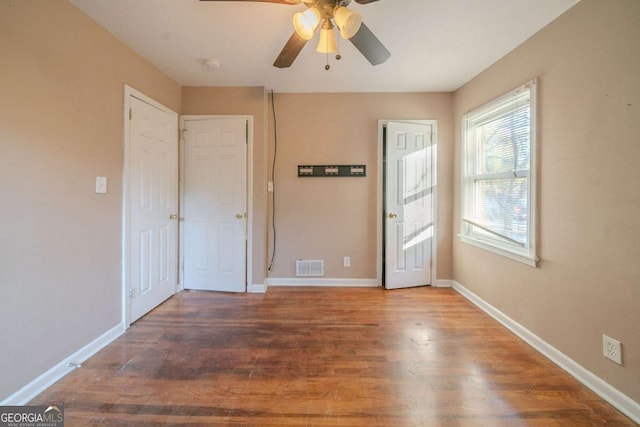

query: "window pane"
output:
473 177 528 245
461 80 537 264
477 104 530 175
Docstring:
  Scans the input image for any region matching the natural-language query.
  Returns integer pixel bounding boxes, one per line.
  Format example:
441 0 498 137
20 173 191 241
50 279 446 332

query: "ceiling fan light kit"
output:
317 19 337 53
199 0 388 69
333 6 361 39
293 7 321 40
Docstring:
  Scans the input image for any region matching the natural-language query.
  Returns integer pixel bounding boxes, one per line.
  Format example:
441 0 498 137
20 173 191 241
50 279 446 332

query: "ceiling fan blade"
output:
199 0 300 4
353 0 381 4
273 32 308 68
349 22 390 66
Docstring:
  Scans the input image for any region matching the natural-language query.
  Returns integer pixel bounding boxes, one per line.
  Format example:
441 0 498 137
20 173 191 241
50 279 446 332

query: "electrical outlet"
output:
603 335 622 365
343 256 351 267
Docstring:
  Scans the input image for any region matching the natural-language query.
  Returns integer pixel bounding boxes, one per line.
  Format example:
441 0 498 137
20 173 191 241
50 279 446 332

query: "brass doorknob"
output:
236 213 244 219
388 213 397 219
169 214 179 220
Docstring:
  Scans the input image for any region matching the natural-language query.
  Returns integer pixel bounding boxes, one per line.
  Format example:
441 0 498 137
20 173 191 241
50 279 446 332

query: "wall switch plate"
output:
96 176 108 194
268 181 274 192
603 334 622 365
343 256 351 267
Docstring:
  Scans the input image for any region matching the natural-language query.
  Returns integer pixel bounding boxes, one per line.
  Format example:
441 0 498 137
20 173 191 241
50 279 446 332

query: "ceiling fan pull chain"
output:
325 24 331 70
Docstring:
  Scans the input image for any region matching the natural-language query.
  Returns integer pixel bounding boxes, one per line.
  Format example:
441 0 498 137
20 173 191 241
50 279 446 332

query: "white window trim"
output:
460 79 538 267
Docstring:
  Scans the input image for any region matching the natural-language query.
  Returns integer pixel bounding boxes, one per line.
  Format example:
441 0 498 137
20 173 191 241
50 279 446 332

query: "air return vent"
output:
296 259 324 277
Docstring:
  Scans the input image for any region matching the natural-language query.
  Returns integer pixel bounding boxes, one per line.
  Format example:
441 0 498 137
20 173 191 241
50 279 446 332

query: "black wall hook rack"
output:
298 165 366 178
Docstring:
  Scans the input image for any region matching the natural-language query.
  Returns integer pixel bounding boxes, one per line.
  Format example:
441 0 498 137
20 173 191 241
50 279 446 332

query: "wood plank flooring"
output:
31 287 635 426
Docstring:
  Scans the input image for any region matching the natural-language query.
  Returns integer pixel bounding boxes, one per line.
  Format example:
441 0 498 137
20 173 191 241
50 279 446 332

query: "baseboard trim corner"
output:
1 322 125 406
433 279 453 288
452 280 640 424
248 282 268 293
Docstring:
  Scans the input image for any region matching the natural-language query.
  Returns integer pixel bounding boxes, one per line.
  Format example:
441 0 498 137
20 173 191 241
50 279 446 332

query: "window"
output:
460 80 538 266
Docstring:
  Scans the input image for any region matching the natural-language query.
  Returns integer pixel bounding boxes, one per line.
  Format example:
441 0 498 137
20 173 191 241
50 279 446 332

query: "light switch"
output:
96 176 108 194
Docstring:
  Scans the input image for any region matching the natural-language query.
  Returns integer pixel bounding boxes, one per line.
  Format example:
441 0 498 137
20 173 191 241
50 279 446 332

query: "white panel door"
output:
385 122 434 289
128 96 178 322
183 118 247 292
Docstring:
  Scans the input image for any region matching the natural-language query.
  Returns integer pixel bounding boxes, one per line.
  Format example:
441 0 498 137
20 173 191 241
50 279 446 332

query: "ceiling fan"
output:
199 0 390 69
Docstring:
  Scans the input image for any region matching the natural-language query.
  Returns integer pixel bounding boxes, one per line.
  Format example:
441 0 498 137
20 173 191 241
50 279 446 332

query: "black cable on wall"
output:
267 90 278 272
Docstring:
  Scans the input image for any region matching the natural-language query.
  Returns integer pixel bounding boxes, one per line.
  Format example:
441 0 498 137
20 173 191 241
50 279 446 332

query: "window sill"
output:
459 235 538 267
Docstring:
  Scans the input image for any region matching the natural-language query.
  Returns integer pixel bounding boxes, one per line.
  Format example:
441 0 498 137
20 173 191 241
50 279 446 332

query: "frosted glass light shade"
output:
293 7 321 40
333 6 362 39
316 23 337 53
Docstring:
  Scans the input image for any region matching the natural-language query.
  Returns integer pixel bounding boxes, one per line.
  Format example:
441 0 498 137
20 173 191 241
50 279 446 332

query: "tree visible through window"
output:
461 80 537 266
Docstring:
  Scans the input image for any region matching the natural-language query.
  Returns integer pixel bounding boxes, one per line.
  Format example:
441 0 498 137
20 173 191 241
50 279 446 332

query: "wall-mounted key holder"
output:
298 165 366 177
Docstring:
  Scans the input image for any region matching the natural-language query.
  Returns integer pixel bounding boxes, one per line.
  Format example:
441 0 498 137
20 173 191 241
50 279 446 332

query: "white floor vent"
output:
296 259 324 277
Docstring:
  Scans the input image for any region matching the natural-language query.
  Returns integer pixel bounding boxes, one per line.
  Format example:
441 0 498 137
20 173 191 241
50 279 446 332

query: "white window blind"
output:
461 80 538 266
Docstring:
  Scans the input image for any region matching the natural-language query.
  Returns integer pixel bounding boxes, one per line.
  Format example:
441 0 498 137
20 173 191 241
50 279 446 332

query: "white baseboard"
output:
1 322 125 406
433 279 453 288
452 280 640 424
268 278 379 287
248 282 268 293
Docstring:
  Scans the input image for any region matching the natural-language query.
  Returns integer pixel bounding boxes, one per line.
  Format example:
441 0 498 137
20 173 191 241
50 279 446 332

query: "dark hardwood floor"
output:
31 287 635 426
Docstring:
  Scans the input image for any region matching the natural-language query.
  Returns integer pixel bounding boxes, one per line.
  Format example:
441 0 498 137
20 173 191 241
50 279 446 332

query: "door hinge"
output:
129 108 132 120
128 288 134 299
245 120 249 144
181 128 187 141
181 261 185 270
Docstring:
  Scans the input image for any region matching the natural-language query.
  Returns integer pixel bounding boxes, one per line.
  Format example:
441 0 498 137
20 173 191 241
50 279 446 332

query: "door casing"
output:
377 120 438 287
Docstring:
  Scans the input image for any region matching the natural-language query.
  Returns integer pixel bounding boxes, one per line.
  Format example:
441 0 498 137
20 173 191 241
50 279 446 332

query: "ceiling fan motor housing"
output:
305 0 352 19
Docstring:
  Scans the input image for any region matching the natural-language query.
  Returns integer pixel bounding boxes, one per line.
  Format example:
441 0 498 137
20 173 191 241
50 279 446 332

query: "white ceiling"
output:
69 0 579 93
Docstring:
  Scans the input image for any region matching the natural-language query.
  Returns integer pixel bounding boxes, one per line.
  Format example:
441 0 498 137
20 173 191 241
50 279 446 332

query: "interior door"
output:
128 95 178 322
182 117 247 292
385 122 434 289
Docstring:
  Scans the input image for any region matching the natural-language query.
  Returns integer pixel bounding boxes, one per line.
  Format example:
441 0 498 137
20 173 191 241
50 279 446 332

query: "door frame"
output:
376 119 438 287
122 85 179 328
179 115 253 293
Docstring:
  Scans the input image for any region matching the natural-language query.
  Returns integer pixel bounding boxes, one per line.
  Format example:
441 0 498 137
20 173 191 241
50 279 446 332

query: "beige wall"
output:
181 86 268 286
0 0 180 400
266 93 453 281
452 0 640 402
